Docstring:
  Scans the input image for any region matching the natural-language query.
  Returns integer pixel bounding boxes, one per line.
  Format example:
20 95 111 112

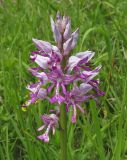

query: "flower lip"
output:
37 133 49 142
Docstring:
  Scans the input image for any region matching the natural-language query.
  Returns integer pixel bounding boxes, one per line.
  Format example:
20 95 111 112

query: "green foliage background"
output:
0 0 127 159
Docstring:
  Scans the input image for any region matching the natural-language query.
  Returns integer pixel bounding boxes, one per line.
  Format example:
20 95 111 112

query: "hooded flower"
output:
37 114 58 142
22 83 47 108
67 51 95 73
65 83 93 123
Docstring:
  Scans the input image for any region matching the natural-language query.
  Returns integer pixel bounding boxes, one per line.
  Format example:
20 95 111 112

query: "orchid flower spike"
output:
23 12 104 142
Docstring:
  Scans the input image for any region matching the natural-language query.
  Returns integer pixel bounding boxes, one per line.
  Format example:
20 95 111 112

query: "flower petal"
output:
79 83 93 94
26 83 40 93
37 125 45 131
37 134 49 142
50 17 62 44
50 94 65 104
63 20 71 40
62 16 70 30
29 69 48 84
76 51 95 63
56 11 62 21
30 54 50 69
32 38 52 52
52 45 62 60
71 28 79 49
37 88 47 99
67 56 80 72
63 37 73 55
67 51 95 72
82 65 101 82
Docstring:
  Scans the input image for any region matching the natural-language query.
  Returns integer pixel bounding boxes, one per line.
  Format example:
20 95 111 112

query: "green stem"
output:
60 104 67 160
